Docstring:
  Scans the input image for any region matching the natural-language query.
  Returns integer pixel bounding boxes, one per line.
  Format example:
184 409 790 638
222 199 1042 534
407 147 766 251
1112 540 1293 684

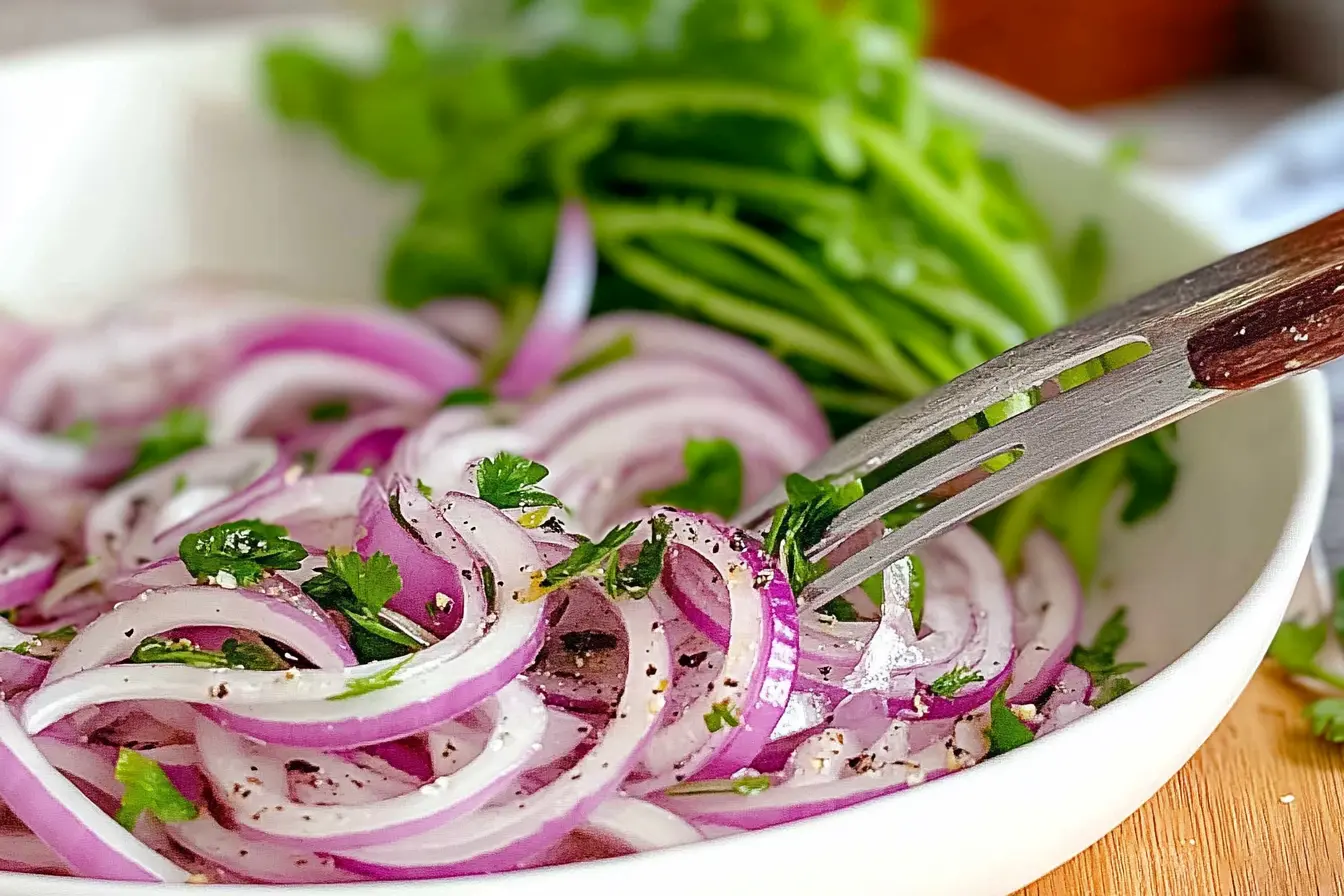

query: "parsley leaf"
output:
441 386 494 407
1120 427 1179 525
327 657 412 701
416 479 434 499
129 636 288 671
178 520 308 588
1069 607 1146 705
309 400 351 423
541 522 639 592
1305 698 1344 743
985 690 1034 757
665 774 771 797
929 665 984 698
125 408 208 480
642 439 744 519
302 550 417 662
476 452 562 509
557 332 636 383
1268 619 1328 678
763 474 864 595
703 699 740 733
604 517 671 600
113 748 199 831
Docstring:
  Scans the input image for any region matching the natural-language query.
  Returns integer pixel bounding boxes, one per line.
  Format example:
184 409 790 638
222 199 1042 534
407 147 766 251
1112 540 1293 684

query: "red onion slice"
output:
584 798 703 851
0 703 188 882
634 514 798 789
495 203 597 400
332 594 670 878
415 299 502 356
234 311 478 397
573 313 829 450
0 535 62 610
237 473 368 551
166 816 361 884
198 682 545 849
1006 532 1083 704
43 584 353 683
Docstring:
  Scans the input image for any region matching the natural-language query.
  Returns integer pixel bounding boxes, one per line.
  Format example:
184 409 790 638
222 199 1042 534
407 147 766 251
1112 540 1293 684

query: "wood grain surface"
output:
1022 664 1344 896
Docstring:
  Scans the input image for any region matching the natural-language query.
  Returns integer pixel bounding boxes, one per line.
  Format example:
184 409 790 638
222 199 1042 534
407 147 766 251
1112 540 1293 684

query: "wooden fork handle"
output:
1187 210 1344 390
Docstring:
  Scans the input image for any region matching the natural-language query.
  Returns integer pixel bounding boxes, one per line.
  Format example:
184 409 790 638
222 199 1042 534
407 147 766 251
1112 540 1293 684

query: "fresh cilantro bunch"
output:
261 0 1181 574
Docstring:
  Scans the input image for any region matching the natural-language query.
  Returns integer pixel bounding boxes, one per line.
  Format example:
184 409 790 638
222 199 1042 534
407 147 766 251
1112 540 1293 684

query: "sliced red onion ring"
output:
234 312 478 397
415 299 502 356
198 682 545 849
311 407 424 475
0 615 51 692
357 479 479 638
0 830 68 874
1006 532 1083 704
206 353 433 444
166 816 361 884
520 359 748 448
573 313 829 450
332 594 670 878
495 203 597 400
237 472 368 551
0 703 188 882
0 535 62 610
634 513 798 790
583 798 703 851
43 584 353 684
81 441 281 572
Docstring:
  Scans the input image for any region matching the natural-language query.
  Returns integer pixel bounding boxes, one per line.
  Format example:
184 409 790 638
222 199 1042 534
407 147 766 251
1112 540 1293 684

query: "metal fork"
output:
735 210 1344 612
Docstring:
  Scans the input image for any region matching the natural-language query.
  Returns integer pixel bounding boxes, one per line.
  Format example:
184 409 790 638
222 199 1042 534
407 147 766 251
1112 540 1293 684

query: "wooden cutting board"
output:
1021 664 1344 895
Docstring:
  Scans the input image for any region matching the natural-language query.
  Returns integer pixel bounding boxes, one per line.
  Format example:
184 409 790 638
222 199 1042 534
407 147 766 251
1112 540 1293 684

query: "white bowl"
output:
0 19 1331 896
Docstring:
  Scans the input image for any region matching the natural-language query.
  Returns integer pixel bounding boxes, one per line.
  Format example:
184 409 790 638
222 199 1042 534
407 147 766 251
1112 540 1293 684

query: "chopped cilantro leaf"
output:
178 520 308 588
309 400 351 423
441 386 493 407
1105 133 1145 173
0 626 71 659
476 452 562 509
703 699 740 733
642 439 743 519
985 690 1034 757
604 517 671 600
557 333 636 383
1070 607 1145 706
327 657 412 701
541 522 639 593
1268 619 1327 678
129 636 288 671
416 479 434 499
929 665 984 698
302 549 417 662
817 597 859 622
517 507 550 529
124 408 208 480
1305 698 1344 743
1334 569 1344 641
114 748 198 831
60 419 97 446
665 774 771 797
763 474 864 595
859 573 884 607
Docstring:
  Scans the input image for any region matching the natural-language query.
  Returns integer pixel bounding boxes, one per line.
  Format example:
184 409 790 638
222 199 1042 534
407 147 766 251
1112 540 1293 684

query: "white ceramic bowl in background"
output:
0 19 1331 896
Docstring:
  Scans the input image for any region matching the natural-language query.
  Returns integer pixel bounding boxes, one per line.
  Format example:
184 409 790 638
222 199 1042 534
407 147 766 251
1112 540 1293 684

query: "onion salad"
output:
0 205 1130 883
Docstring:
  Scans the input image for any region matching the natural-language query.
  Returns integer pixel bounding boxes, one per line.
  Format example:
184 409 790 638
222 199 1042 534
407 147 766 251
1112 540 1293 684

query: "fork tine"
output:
732 330 1151 529
796 347 1207 611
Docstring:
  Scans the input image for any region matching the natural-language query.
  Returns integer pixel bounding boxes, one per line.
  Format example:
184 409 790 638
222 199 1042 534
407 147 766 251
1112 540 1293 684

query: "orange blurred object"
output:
929 0 1244 108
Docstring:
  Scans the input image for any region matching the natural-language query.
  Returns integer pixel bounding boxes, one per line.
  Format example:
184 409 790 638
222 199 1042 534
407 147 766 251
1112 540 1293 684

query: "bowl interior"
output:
0 20 1327 896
